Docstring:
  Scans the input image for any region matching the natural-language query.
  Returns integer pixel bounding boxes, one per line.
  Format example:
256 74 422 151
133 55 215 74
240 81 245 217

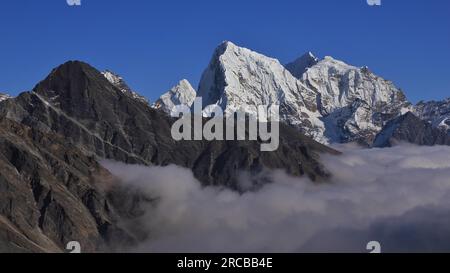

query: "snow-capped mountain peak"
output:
299 54 412 143
197 41 413 145
197 41 328 143
152 79 196 114
101 70 149 105
303 55 410 112
0 93 12 102
102 70 125 88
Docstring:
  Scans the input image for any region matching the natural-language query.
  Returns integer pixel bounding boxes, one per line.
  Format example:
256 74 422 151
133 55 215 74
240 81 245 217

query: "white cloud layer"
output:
103 144 450 253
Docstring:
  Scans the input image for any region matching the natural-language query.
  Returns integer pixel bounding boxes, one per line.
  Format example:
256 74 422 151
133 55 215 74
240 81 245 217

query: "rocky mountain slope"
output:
414 98 450 134
102 70 149 105
0 117 135 252
373 112 450 147
0 61 338 252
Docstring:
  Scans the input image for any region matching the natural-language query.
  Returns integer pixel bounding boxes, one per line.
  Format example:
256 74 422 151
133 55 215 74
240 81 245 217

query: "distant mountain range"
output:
152 41 449 146
0 41 448 252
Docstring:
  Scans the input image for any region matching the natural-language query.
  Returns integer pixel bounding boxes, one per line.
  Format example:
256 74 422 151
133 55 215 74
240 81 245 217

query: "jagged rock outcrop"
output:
102 70 149 105
373 112 450 147
152 79 196 114
414 98 450 134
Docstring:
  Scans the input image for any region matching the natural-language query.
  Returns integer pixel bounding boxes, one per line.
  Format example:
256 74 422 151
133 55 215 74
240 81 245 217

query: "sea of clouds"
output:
103 144 450 253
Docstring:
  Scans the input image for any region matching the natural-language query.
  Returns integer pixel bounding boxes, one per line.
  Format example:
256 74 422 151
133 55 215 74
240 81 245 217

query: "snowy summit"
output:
152 79 197 114
0 93 12 102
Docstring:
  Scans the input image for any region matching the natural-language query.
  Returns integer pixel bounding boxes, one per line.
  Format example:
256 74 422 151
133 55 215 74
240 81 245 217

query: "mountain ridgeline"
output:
0 41 448 252
195 41 449 147
0 60 337 252
146 41 449 147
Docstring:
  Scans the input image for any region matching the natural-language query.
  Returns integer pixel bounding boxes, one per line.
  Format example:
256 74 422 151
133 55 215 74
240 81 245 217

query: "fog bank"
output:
103 145 450 252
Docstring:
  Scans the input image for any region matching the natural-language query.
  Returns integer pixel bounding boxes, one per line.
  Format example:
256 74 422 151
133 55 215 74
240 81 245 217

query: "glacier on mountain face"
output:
197 41 328 143
301 57 410 115
195 41 414 145
299 56 412 144
152 79 196 114
131 40 446 146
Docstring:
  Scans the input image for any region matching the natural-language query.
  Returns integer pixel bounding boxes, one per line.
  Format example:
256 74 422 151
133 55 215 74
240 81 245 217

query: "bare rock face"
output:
0 118 134 252
373 112 450 147
414 98 450 134
102 70 149 105
0 60 338 252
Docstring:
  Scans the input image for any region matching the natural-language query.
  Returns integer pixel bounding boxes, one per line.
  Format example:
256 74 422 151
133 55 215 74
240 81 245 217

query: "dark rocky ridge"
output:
373 112 450 147
2 61 338 186
285 52 319 79
0 61 339 252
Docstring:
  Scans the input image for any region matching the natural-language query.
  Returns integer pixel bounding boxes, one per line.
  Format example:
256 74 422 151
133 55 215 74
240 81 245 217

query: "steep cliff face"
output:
373 112 450 147
414 98 450 134
285 52 318 79
0 117 134 252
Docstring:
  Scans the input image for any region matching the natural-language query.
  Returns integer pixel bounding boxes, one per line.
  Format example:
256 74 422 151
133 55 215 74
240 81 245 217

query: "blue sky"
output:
0 0 448 103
